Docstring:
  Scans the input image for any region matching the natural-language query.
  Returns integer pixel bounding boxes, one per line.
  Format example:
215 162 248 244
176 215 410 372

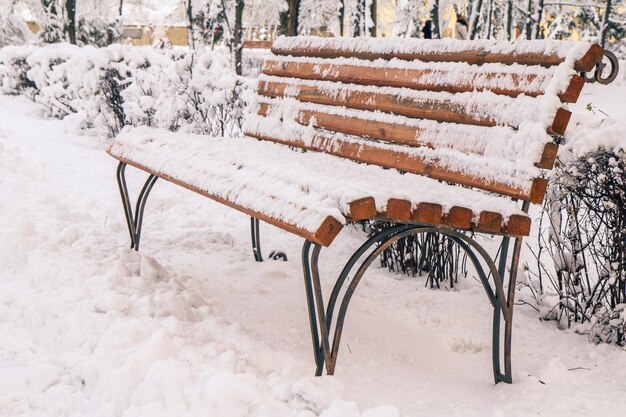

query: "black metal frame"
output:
118 160 526 382
116 162 158 251
117 162 286 261
302 203 528 384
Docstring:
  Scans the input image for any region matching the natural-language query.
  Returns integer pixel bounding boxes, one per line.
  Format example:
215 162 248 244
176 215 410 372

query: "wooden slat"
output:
559 75 585 103
258 102 426 147
444 207 473 229
265 60 537 99
476 211 504 234
109 154 344 247
411 203 443 225
344 198 530 236
243 40 273 49
382 199 412 221
271 41 603 73
245 117 549 204
258 80 570 136
504 215 532 236
348 197 377 221
550 108 572 137
258 102 559 170
263 60 584 104
535 142 558 169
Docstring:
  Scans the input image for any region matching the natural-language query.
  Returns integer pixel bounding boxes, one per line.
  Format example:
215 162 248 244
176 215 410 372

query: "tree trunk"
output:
352 0 366 37
369 0 377 36
468 0 483 40
506 0 513 40
286 0 299 36
601 0 613 48
65 0 76 44
525 0 533 40
233 0 244 75
486 0 494 39
431 0 440 39
119 0 123 16
338 0 345 36
534 0 545 39
186 0 195 49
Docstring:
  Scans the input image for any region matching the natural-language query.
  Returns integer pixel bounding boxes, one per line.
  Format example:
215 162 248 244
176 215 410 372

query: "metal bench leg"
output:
301 225 520 383
250 217 287 262
115 161 158 251
251 217 264 262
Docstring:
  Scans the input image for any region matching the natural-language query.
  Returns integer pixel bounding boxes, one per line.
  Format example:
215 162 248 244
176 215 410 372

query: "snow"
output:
272 36 594 62
265 55 558 97
1 63 626 417
109 125 530 236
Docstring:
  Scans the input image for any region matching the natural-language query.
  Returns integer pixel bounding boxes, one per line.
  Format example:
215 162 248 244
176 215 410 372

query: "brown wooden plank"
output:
410 202 443 225
258 102 557 171
529 178 548 205
257 102 425 148
245 118 548 203
559 75 585 103
504 214 532 236
444 206 473 229
477 211 504 234
263 59 547 99
258 79 498 128
574 44 604 72
549 108 572 136
258 80 567 135
535 142 558 170
271 41 602 73
108 153 344 247
382 198 412 221
348 197 377 221
243 40 273 49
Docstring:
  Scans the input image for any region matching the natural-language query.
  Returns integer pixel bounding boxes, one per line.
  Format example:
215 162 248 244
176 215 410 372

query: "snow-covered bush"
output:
0 44 250 138
0 14 33 47
77 17 122 47
524 115 626 346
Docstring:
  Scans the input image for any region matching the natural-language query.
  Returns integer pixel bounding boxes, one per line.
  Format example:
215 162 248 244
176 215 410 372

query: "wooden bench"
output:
107 36 603 384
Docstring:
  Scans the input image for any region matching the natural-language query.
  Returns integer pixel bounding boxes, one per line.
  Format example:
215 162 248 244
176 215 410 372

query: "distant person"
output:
455 15 468 40
422 20 432 39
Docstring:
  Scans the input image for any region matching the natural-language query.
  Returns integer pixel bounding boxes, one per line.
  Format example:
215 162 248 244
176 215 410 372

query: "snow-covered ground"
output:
1 80 625 417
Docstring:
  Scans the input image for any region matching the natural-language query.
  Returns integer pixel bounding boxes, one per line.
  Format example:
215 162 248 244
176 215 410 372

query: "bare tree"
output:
525 0 533 39
338 0 344 36
601 0 614 48
233 0 244 75
430 0 440 38
506 0 513 39
534 0 545 38
468 0 484 39
369 0 377 36
186 0 195 49
65 0 76 44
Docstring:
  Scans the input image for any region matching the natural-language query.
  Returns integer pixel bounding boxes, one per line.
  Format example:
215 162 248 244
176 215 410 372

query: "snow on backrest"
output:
243 36 603 204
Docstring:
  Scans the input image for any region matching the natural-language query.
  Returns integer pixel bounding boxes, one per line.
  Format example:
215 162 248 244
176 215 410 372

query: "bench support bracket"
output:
250 217 288 262
302 224 524 384
116 162 158 251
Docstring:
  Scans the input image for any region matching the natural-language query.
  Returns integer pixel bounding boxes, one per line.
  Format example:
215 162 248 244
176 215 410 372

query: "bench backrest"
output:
243 37 603 205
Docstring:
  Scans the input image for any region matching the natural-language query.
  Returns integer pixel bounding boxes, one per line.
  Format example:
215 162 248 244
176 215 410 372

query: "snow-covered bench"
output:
107 36 604 384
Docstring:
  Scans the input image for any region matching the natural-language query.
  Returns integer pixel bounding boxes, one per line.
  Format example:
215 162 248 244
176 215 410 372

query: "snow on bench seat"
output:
108 126 532 247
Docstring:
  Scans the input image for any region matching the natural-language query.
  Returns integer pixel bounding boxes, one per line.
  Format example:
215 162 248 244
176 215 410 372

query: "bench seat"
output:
109 126 531 247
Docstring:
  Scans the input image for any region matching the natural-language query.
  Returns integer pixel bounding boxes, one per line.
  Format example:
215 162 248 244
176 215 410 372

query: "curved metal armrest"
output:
582 50 620 85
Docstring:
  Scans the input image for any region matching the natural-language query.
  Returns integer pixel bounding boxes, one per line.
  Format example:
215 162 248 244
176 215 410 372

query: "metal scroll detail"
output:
582 50 620 85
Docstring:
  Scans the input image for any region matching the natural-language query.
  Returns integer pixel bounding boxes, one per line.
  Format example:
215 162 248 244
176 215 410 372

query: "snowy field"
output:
1 79 625 417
